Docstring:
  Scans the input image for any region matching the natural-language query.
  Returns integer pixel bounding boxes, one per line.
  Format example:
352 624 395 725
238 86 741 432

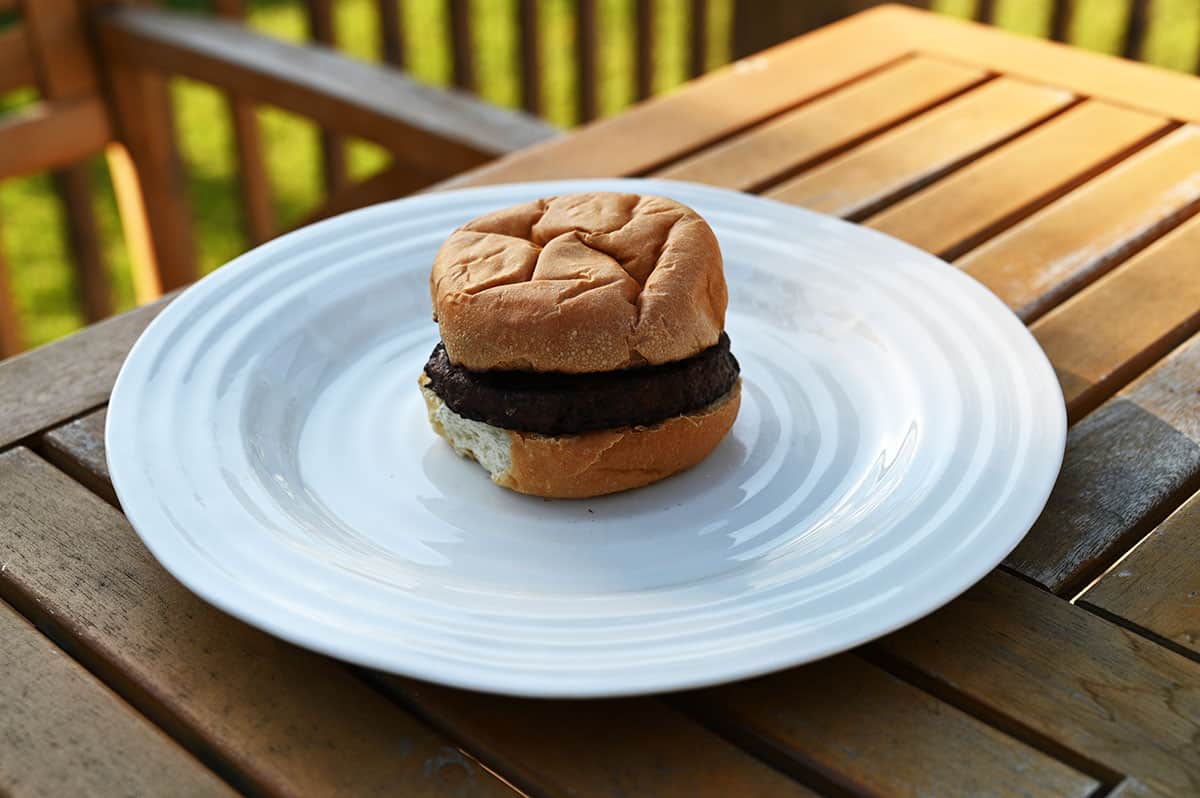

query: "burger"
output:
419 192 741 498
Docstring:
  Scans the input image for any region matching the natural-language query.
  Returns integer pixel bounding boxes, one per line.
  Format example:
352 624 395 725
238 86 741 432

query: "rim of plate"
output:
107 178 1066 697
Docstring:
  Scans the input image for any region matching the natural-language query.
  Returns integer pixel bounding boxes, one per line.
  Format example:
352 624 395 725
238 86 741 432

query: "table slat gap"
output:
673 654 1101 798
626 52 930 181
877 571 1200 793
857 645 1126 789
744 73 997 197
930 120 1178 262
368 673 822 798
1078 602 1200 669
762 78 1077 221
655 60 995 195
841 97 1088 223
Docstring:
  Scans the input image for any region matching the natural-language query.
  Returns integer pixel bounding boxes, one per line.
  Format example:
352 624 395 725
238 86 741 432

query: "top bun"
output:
430 192 727 373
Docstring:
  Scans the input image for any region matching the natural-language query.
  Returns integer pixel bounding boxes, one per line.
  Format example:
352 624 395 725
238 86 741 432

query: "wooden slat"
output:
518 0 541 115
689 0 707 77
448 0 474 92
873 5 1200 124
1082 487 1200 661
635 0 654 100
306 0 349 195
97 6 555 176
685 656 1098 798
380 678 818 798
577 0 598 122
878 571 1200 795
656 57 988 192
0 448 520 798
0 224 23 358
213 0 275 246
0 597 237 798
1031 211 1200 421
765 78 1074 219
0 294 171 449
0 98 111 180
18 0 98 97
1005 332 1200 594
41 407 113 505
0 26 38 94
867 100 1168 259
958 125 1200 322
434 11 921 189
377 0 404 67
105 60 197 297
975 0 996 24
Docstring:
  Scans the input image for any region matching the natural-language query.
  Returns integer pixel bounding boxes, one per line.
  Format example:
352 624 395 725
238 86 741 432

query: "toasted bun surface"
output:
420 375 741 499
431 192 727 373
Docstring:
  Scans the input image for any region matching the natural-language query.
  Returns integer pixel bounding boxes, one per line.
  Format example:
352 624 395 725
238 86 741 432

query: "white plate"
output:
108 179 1065 698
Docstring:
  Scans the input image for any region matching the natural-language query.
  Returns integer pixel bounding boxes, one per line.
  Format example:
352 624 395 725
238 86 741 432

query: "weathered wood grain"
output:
1004 393 1200 595
867 100 1167 259
0 448 519 798
1081 488 1200 661
765 78 1074 219
959 125 1200 321
97 6 554 176
435 7 913 188
1032 211 1200 421
656 56 987 192
0 598 236 797
0 98 111 180
0 294 171 450
40 407 113 506
877 571 1200 796
684 656 1098 798
380 677 818 798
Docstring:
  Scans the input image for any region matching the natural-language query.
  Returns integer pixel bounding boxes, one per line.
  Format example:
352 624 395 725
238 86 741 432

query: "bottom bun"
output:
419 374 741 499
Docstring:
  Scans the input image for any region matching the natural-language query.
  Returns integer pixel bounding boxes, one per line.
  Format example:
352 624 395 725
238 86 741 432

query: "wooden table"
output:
2 6 1199 796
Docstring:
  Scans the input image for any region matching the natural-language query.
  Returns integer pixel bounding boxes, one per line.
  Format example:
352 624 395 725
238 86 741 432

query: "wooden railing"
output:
0 0 1191 358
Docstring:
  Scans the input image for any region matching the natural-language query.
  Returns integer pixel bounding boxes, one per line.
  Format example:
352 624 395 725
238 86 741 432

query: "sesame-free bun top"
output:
430 192 727 373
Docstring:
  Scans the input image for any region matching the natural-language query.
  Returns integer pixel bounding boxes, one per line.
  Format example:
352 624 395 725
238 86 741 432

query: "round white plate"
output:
108 179 1065 698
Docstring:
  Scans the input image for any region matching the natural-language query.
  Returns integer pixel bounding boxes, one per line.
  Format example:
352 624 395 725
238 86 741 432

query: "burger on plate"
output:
419 192 741 498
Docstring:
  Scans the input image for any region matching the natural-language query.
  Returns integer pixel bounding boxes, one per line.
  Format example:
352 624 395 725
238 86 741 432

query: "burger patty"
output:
423 333 740 435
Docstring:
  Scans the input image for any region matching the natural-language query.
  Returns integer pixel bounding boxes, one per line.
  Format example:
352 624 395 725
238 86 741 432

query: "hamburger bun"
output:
431 192 727 373
421 374 741 499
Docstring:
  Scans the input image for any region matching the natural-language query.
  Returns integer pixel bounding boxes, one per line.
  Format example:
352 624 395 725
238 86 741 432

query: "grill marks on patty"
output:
423 333 740 436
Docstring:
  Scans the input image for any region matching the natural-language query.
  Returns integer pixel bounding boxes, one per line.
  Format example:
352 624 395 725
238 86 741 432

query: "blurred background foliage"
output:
1 0 1198 347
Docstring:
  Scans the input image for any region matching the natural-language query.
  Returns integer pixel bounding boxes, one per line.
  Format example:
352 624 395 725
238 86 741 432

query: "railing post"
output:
732 0 927 60
103 57 197 299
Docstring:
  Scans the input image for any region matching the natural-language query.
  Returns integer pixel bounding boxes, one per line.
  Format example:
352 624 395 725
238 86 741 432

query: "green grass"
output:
2 0 1198 348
